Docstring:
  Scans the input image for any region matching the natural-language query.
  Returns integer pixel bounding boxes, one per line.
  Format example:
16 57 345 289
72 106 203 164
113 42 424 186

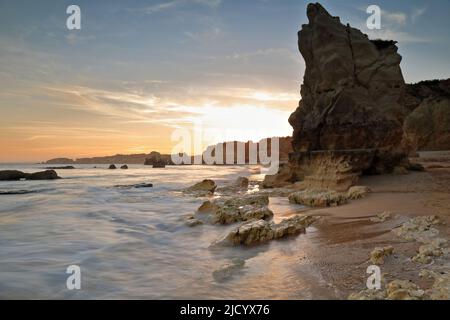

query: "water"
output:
0 164 334 299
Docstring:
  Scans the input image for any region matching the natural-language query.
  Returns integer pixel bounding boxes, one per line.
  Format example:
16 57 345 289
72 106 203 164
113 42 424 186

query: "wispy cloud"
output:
356 7 431 43
65 33 96 45
130 0 222 15
382 10 407 26
411 7 427 23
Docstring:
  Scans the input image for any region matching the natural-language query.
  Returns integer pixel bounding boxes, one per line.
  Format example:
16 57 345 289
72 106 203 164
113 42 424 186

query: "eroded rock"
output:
412 238 448 264
234 177 249 188
386 280 424 300
0 170 60 181
197 195 273 225
395 215 441 242
217 215 317 246
288 189 347 207
370 211 391 223
419 270 450 300
348 289 387 300
212 259 245 282
264 3 409 191
370 246 394 265
347 186 371 200
185 179 217 196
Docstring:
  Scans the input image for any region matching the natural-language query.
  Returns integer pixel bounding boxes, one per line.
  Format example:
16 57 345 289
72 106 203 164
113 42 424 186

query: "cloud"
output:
139 1 180 14
356 7 431 43
131 0 221 15
411 7 427 22
382 10 407 26
364 29 430 43
65 33 96 45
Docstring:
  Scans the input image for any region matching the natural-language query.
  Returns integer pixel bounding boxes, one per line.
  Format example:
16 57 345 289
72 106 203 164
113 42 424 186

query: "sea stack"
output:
265 3 409 191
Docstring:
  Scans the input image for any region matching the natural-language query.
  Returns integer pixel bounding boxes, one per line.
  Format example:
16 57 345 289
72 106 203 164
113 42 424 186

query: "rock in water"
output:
0 170 60 181
196 195 273 224
120 165 128 169
264 3 409 191
234 177 249 188
109 164 117 169
0 170 27 181
217 215 317 246
185 179 217 196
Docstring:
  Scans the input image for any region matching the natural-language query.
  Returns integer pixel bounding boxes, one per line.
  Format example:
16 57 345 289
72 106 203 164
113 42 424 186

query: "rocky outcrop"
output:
0 170 60 181
120 165 128 169
44 158 75 164
264 3 409 191
234 177 249 188
370 246 394 265
108 164 117 169
404 79 450 151
395 215 441 242
346 185 371 199
185 179 217 196
369 211 391 223
215 215 317 246
144 152 173 166
43 166 75 169
197 195 273 224
288 189 348 207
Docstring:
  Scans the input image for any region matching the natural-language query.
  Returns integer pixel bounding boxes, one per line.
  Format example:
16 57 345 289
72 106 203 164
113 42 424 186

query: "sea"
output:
0 164 335 299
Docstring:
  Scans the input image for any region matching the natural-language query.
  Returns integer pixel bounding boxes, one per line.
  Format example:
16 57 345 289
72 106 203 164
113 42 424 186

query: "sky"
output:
1 0 449 162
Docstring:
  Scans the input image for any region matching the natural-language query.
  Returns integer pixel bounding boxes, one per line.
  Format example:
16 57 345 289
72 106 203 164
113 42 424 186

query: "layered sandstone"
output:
265 3 409 191
404 79 450 151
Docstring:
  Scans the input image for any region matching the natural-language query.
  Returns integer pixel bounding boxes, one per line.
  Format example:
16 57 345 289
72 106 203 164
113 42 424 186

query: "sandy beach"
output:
276 151 450 298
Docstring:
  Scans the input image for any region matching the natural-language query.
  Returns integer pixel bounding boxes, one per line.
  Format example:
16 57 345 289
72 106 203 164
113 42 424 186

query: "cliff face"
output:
265 3 410 190
404 79 450 151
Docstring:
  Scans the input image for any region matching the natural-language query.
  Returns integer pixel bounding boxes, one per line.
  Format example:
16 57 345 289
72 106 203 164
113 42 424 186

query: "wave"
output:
0 188 51 195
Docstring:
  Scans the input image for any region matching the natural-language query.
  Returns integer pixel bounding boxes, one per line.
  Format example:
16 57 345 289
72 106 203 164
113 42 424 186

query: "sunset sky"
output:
1 0 450 162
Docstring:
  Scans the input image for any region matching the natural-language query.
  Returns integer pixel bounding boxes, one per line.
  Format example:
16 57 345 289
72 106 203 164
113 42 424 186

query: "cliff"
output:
265 3 410 190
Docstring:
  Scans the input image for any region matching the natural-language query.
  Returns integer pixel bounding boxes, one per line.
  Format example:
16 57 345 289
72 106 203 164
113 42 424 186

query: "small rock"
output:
185 179 217 195
120 165 128 169
109 164 117 169
197 200 219 213
346 186 371 200
412 238 448 264
348 289 386 300
393 166 409 175
370 211 391 223
370 246 394 265
288 189 347 207
419 270 450 300
395 215 441 242
234 177 249 188
212 259 245 282
407 163 425 172
186 216 204 227
386 280 424 300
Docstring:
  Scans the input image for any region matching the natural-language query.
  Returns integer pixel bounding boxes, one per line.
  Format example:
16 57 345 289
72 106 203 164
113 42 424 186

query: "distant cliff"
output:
44 137 293 165
404 79 450 151
45 153 153 165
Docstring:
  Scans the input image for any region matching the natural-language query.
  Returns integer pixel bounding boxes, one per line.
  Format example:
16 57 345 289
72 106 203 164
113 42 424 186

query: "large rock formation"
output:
265 3 409 191
404 79 450 151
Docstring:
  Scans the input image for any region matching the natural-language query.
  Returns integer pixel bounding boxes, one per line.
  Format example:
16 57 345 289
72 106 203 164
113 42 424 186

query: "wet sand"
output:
268 151 450 298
